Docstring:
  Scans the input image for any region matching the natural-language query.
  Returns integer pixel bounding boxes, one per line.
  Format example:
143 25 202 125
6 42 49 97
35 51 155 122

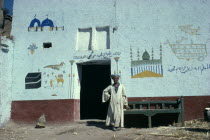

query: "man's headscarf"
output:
110 74 120 79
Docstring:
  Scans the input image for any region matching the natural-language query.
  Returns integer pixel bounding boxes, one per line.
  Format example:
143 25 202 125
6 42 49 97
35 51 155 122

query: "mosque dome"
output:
29 18 41 27
41 18 54 27
142 50 150 60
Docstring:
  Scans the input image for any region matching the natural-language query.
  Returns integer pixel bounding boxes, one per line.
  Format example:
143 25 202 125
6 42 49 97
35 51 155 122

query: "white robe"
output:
102 84 128 127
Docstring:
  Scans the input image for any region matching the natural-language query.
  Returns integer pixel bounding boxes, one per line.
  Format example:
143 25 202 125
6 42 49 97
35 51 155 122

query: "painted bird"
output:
44 62 65 70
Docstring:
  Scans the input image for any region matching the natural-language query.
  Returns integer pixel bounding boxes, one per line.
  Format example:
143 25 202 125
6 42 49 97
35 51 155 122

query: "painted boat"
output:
167 40 207 61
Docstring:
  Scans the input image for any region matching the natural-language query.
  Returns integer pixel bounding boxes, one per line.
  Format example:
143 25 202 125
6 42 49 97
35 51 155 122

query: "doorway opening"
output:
79 61 111 120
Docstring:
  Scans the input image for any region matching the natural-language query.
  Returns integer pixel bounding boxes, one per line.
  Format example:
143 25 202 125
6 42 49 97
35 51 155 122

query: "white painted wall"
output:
10 0 210 101
0 37 13 127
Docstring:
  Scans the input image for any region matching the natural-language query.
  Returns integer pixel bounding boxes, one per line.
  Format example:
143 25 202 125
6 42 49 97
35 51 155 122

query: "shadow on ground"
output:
86 121 112 130
185 128 210 133
85 113 179 129
125 114 179 128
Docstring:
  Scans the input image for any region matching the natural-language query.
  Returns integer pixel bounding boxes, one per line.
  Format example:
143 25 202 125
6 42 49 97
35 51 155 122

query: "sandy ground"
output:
0 119 210 140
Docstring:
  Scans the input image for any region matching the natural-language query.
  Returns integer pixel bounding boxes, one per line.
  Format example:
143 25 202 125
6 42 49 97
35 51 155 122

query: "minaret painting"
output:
130 46 133 61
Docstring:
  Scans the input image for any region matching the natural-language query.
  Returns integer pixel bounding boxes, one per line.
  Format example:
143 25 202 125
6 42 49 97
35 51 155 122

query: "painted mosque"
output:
131 44 163 78
28 15 64 31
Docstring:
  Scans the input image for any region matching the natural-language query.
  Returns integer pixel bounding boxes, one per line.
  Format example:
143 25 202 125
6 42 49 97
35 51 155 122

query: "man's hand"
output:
124 105 130 110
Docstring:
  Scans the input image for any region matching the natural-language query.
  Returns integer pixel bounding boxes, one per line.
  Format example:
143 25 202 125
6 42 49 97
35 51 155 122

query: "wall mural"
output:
41 60 76 99
44 62 65 70
178 25 200 35
168 63 210 74
131 44 163 78
68 60 75 99
42 62 66 90
165 39 208 61
55 74 64 86
165 25 209 61
28 15 64 32
43 73 66 88
25 72 41 89
28 43 38 54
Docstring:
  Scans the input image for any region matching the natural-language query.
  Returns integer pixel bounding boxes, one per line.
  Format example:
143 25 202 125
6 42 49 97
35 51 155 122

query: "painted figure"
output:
102 74 129 131
55 74 64 86
50 79 54 87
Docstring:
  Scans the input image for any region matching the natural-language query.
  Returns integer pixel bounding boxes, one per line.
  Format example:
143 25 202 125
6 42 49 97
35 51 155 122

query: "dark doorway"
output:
80 64 111 120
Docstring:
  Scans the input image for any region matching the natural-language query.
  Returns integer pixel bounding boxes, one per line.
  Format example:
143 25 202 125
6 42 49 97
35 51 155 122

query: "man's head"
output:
111 74 120 84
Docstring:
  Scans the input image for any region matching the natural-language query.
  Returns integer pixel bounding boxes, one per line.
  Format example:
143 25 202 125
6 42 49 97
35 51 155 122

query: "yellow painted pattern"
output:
131 70 163 78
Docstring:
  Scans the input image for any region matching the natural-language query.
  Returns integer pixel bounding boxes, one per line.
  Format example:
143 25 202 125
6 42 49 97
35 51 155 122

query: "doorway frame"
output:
77 59 111 120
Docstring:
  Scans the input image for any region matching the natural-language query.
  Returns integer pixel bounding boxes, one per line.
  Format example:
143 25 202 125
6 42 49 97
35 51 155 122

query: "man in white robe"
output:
102 74 129 131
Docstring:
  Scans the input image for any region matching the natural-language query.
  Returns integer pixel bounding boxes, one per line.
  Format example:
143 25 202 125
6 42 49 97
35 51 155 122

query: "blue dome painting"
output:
29 18 41 27
41 18 54 27
28 15 64 32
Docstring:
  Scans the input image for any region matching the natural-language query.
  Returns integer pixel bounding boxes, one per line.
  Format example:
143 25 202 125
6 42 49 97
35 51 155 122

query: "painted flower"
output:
114 57 120 62
69 60 75 65
28 43 38 54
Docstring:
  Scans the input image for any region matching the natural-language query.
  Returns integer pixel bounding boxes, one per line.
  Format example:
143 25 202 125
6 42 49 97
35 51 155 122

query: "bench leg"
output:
148 116 152 128
178 113 181 123
181 111 185 127
181 97 185 127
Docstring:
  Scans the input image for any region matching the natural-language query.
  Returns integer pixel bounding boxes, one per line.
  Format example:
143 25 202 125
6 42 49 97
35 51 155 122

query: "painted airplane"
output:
178 25 200 35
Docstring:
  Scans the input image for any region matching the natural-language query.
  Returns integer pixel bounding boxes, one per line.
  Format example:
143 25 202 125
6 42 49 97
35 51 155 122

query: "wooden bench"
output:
124 97 185 128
